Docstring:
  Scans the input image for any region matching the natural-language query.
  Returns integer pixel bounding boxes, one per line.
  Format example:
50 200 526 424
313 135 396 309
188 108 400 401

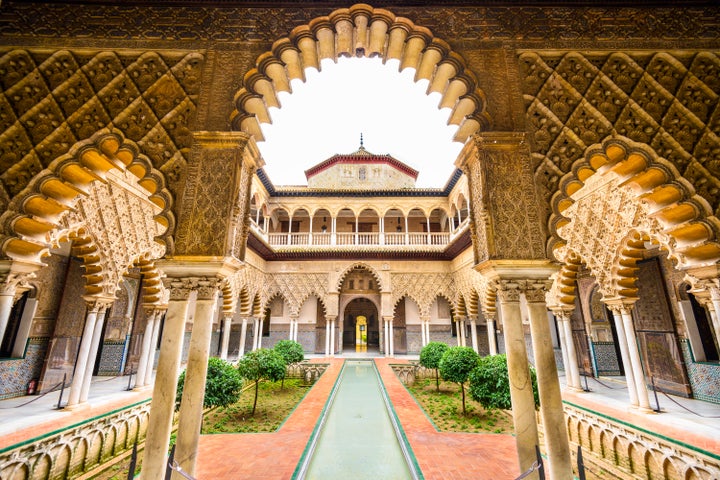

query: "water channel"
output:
295 360 421 480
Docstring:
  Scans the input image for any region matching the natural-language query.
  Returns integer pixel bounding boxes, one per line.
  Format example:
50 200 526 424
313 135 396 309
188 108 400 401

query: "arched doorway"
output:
342 298 379 352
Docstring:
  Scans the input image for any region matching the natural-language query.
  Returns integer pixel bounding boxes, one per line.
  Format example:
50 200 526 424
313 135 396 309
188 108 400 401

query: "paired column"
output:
496 281 539 477
135 308 158 389
143 310 164 386
522 281 573 480
289 315 299 341
252 317 261 350
383 316 394 356
219 315 232 360
486 316 498 355
328 315 337 356
67 299 113 408
553 309 582 391
141 280 193 480
606 301 651 411
174 280 221 479
469 315 479 353
420 315 431 346
238 317 249 358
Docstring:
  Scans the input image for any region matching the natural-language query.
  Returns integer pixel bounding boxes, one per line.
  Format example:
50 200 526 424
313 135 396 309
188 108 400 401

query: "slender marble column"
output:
135 309 157 389
607 303 639 407
141 280 192 480
420 315 430 346
325 317 331 356
257 318 264 349
383 318 390 356
486 318 498 355
219 315 232 360
561 316 582 390
79 303 111 403
175 283 220 478
238 317 248 358
552 311 573 389
523 281 573 480
144 311 163 387
329 316 336 356
470 316 479 353
619 305 651 411
496 281 539 477
425 319 431 344
0 289 16 345
252 317 260 350
67 301 107 407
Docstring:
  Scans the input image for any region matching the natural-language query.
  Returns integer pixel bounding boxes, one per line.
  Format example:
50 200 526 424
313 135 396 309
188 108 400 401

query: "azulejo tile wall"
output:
0 338 49 399
681 339 720 404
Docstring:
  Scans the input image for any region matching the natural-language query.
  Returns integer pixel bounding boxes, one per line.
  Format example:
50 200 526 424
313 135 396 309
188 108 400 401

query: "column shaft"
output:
330 317 336 356
525 285 573 480
79 306 109 403
135 310 157 389
620 308 651 410
238 317 248 358
609 307 639 406
554 315 573 389
487 319 498 355
497 283 539 476
252 318 260 350
144 312 163 386
470 317 479 353
220 316 232 360
141 295 191 480
562 318 582 390
175 292 218 478
389 319 394 356
325 318 331 356
67 305 101 407
0 293 15 344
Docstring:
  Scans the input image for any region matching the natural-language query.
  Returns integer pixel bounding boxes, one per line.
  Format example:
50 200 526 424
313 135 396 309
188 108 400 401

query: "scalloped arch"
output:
549 136 720 269
230 3 491 144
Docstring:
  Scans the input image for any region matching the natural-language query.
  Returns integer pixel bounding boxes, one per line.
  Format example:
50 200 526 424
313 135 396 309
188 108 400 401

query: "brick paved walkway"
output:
196 358 520 479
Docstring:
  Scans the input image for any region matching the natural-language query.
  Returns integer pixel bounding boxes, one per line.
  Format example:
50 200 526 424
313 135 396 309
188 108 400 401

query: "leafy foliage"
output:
468 354 540 411
237 348 287 415
438 346 479 414
175 357 243 410
419 342 449 391
274 340 304 388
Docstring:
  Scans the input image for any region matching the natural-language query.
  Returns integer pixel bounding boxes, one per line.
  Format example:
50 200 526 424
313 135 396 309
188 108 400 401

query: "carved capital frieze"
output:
520 279 552 303
496 280 522 303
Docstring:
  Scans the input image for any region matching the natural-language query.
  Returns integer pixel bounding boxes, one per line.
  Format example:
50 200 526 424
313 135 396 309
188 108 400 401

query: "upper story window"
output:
358 167 366 181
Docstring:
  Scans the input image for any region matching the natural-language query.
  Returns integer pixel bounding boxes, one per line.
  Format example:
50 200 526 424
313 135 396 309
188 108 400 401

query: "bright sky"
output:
257 57 463 188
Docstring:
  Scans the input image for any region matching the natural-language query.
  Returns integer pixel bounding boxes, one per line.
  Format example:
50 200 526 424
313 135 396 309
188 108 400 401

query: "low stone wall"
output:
563 401 720 479
287 362 329 385
0 399 151 480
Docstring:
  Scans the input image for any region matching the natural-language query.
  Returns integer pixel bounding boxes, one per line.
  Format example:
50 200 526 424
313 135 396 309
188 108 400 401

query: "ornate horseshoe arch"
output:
230 3 491 144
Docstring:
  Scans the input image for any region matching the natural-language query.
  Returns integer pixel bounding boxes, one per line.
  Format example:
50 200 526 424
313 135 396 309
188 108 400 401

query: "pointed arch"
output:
230 4 491 143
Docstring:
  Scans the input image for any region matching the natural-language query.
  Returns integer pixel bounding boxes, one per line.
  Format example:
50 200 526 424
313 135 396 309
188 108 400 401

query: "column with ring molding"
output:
174 279 221 479
522 281 573 480
140 279 193 480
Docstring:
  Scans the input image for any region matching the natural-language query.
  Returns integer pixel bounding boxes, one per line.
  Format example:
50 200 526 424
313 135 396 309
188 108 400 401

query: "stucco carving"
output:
390 272 455 318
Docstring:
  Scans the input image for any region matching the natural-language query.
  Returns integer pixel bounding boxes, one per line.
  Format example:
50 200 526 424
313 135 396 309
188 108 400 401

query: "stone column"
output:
143 310 164 387
135 308 158 390
420 315 430 346
219 315 232 360
175 280 220 478
522 281 573 480
560 314 582 390
389 318 395 356
257 317 264 349
496 281 539 477
79 301 112 403
325 316 331 356
252 317 260 350
67 299 111 408
606 303 639 407
0 286 16 345
383 317 390 356
551 310 573 389
238 317 248 358
619 304 651 411
424 318 431 344
470 316 479 353
329 315 336 356
486 317 498 355
141 279 193 480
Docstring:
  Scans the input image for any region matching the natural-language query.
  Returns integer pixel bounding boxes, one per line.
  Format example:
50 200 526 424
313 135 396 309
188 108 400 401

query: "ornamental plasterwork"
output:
390 272 455 318
56 170 166 297
1 4 717 44
521 51 720 231
554 171 669 300
452 266 492 317
270 273 329 317
0 48 203 207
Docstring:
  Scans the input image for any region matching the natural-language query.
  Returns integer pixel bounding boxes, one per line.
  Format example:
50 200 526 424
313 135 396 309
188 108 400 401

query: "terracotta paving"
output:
196 358 521 480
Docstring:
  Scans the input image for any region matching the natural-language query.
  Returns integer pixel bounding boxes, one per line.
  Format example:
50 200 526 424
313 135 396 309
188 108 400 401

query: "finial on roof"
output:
360 133 364 150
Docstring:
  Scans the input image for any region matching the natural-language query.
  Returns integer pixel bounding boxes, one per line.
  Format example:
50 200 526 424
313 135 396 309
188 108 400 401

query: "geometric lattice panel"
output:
0 48 203 207
520 51 720 223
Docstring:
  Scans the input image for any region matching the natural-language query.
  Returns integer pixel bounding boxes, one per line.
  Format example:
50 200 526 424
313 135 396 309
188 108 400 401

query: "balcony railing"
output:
253 221 468 250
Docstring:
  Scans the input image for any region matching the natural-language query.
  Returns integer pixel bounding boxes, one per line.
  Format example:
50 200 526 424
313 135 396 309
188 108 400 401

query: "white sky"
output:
257 57 463 188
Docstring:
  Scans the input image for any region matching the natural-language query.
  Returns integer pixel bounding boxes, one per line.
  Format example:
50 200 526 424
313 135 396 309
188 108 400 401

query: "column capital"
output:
604 298 636 315
83 296 114 312
549 307 574 321
495 280 522 303
325 314 337 323
519 279 552 303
